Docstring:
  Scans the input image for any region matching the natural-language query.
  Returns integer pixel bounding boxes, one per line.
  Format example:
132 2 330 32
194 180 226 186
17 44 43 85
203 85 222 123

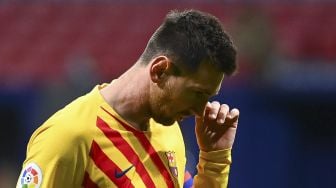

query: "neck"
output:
100 64 151 131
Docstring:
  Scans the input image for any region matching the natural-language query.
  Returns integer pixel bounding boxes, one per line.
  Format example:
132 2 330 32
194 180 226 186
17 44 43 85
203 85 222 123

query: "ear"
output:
149 56 172 83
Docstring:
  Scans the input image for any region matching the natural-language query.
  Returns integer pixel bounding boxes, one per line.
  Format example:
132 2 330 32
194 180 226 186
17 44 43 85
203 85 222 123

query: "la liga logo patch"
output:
17 162 42 188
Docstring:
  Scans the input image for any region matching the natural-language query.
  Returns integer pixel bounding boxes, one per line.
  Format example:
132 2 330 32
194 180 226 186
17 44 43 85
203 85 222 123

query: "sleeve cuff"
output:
198 149 232 174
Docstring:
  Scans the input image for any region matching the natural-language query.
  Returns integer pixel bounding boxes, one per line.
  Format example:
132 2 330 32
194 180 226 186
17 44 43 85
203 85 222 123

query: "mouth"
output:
175 112 192 121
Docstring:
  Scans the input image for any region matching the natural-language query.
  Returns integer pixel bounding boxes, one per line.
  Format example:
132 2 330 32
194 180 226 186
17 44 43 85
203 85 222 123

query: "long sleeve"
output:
193 149 232 188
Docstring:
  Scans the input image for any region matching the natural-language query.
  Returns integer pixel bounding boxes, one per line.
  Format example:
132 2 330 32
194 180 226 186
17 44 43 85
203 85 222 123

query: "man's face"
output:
150 62 224 125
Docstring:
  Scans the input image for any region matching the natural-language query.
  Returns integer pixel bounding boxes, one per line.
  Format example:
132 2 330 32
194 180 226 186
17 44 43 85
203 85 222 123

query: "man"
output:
17 9 239 188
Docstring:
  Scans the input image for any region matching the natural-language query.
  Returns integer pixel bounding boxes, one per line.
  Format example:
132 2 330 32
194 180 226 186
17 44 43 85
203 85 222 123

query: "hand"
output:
195 101 240 152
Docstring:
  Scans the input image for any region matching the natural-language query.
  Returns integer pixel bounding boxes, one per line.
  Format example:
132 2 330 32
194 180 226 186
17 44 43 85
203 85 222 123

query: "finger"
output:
225 108 240 127
208 101 220 120
216 104 229 124
229 108 240 120
203 102 212 118
195 102 211 131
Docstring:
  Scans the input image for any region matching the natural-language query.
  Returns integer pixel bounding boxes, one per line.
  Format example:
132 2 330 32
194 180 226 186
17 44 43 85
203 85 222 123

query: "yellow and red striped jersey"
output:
17 84 186 187
17 84 231 188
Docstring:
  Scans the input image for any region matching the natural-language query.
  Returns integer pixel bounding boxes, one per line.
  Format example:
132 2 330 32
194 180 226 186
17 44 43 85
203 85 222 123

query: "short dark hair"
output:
139 9 237 76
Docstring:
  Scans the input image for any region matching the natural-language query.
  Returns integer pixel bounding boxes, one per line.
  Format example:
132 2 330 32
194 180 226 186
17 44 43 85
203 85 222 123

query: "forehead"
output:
184 62 224 93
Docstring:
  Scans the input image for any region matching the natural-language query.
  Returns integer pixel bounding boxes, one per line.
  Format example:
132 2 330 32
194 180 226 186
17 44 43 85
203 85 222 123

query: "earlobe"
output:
149 56 171 83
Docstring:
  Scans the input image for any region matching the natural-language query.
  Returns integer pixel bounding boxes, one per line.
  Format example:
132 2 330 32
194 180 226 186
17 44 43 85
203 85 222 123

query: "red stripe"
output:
89 140 134 188
96 117 156 187
101 107 175 188
82 171 99 188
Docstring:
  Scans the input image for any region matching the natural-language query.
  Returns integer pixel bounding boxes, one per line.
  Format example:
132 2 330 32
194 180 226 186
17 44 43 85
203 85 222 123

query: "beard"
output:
151 108 176 126
149 80 179 126
149 97 177 126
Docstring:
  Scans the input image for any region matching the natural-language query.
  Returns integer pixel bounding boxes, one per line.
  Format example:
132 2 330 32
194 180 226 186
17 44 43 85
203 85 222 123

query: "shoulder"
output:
26 92 101 161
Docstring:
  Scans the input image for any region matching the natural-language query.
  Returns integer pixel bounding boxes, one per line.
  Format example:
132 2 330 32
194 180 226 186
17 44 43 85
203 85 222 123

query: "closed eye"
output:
194 90 209 98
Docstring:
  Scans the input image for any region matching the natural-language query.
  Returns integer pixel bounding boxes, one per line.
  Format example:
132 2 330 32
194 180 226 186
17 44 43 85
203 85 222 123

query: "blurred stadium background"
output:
1 0 335 187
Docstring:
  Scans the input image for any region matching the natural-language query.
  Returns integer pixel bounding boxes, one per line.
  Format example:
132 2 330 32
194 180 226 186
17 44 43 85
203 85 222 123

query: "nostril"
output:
192 108 204 117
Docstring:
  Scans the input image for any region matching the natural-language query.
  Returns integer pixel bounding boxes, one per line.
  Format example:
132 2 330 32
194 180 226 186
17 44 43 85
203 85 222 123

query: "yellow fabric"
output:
17 84 186 188
194 149 232 188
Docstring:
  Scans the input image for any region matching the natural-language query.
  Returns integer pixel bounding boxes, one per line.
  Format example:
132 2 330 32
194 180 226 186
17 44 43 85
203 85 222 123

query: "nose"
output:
192 101 208 117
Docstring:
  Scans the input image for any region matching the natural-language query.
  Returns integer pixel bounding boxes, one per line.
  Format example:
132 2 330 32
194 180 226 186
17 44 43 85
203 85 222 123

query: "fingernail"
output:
210 114 216 119
218 119 225 124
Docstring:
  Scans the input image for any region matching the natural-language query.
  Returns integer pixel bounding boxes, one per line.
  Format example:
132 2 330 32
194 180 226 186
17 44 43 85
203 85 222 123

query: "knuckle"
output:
231 108 240 116
221 104 230 110
210 102 220 112
211 101 220 107
218 109 227 117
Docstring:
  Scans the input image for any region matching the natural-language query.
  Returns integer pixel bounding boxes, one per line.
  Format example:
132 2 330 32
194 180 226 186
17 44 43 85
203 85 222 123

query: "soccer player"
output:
17 9 239 188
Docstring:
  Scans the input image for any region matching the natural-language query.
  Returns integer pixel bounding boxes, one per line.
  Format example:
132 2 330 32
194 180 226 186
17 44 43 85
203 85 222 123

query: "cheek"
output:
164 80 191 112
171 93 194 110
